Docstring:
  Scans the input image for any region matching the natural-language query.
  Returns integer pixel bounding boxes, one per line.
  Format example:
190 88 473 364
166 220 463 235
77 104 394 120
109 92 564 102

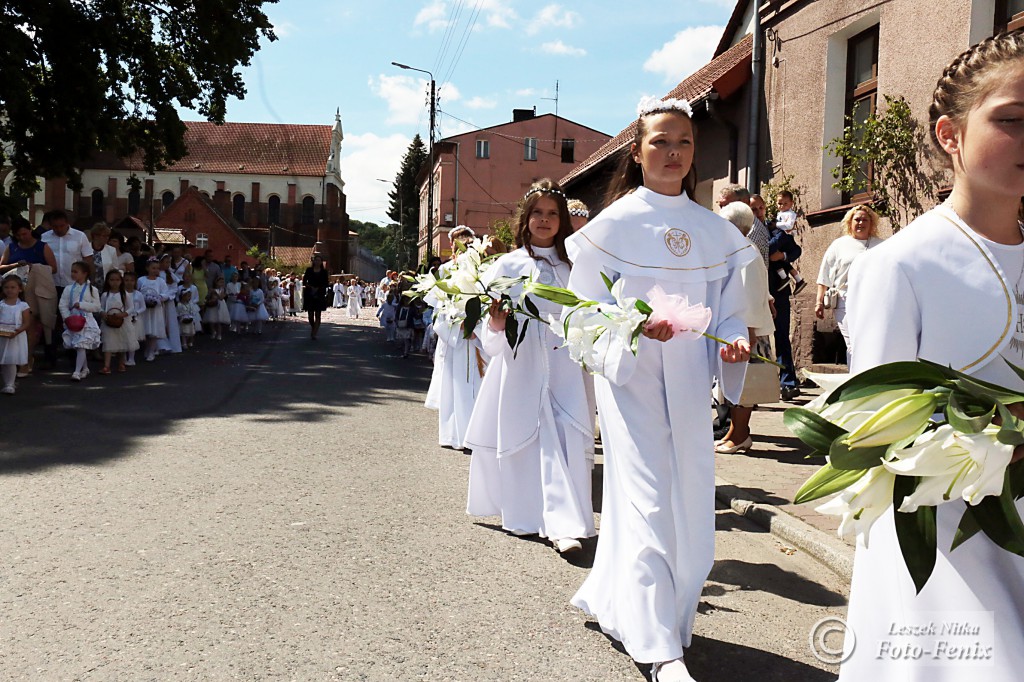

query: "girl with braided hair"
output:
843 30 1024 681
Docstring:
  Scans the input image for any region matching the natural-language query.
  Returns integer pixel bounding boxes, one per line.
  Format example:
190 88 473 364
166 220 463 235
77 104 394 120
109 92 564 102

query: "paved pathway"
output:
1 311 845 680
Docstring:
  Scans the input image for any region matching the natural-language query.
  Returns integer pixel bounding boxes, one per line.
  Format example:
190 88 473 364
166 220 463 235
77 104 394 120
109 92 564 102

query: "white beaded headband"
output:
568 207 589 218
524 186 566 201
636 95 693 119
448 225 475 240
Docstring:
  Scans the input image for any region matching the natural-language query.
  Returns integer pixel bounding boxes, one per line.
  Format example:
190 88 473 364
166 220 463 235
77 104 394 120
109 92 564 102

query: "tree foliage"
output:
351 219 401 270
0 0 277 200
491 218 515 250
824 95 944 228
760 173 805 223
383 135 426 269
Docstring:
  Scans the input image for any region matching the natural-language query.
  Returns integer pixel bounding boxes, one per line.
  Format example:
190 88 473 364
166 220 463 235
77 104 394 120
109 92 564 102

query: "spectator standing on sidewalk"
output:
719 184 769 268
767 202 803 401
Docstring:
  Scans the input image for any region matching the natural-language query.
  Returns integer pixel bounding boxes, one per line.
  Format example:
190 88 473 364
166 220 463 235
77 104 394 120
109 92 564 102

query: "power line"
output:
451 152 517 211
438 110 572 161
433 0 466 76
439 0 483 90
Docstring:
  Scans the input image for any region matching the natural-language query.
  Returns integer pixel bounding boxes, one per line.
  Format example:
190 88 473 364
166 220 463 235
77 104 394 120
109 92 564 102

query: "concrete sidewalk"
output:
714 388 856 581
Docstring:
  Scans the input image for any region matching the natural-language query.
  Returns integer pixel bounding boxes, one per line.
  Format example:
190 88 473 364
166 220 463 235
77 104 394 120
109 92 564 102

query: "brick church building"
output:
9 113 350 272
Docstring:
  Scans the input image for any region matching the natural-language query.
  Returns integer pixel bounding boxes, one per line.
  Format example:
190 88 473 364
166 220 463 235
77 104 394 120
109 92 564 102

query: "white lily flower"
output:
843 393 938 449
815 466 896 547
884 424 1014 511
803 372 853 412
820 388 922 424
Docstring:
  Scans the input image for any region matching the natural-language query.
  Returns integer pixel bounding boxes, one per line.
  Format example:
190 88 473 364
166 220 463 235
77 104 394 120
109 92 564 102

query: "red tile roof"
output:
560 35 753 188
90 122 333 178
271 246 314 267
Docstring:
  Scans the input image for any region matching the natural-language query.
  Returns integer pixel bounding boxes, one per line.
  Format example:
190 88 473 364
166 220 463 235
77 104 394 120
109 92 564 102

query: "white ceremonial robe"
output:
347 285 362 318
841 205 1024 682
333 283 345 308
424 262 486 449
464 246 595 540
566 187 755 664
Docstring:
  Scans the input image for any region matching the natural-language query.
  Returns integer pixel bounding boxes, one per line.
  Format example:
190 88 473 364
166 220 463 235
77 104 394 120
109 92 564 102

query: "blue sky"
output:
204 0 735 224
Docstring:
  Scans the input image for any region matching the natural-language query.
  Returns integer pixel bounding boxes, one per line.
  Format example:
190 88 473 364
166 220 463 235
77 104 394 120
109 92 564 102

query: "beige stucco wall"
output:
763 0 990 368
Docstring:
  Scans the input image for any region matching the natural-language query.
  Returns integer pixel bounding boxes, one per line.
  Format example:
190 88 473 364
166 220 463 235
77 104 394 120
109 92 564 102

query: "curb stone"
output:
715 477 854 583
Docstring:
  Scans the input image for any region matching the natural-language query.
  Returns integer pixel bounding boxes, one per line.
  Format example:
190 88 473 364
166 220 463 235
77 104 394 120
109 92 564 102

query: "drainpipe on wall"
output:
453 142 460 229
746 2 763 194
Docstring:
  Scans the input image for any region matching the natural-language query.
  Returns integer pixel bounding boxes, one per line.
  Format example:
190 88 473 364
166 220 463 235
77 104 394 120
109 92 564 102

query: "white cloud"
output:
269 19 297 38
481 0 517 28
540 40 586 57
438 118 476 139
369 75 460 126
342 132 413 225
415 0 449 32
465 96 497 110
414 0 517 32
643 25 723 83
514 88 537 97
528 4 580 34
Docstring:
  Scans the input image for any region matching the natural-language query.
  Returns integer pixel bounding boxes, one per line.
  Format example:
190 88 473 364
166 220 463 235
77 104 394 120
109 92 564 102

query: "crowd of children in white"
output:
0 212 304 390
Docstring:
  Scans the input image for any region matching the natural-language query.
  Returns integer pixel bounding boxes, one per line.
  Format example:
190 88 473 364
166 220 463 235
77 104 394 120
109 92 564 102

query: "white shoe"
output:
80 368 89 379
507 529 535 537
125 359 136 366
145 354 155 362
714 436 753 454
1 386 14 395
652 659 697 682
554 538 583 553
70 372 81 381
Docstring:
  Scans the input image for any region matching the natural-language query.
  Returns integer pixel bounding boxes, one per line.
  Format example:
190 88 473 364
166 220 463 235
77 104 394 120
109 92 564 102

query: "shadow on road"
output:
1 320 430 474
708 558 846 607
685 634 836 681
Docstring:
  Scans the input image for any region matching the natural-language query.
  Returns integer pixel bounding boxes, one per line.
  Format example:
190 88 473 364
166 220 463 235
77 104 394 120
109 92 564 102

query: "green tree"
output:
491 218 515 249
0 0 277 203
385 135 427 266
351 219 399 269
824 95 943 228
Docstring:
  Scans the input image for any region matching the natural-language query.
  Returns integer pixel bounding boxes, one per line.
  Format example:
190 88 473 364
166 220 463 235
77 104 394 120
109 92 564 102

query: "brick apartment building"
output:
5 113 351 272
416 110 610 259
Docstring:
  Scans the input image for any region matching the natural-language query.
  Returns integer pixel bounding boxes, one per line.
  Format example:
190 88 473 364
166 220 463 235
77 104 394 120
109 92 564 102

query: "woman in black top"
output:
302 254 329 339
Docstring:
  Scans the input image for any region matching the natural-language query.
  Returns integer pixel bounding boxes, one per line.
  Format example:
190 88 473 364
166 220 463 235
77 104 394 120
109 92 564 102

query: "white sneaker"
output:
652 659 697 682
125 359 136 366
1 386 14 395
145 354 155 362
554 538 583 553
70 372 81 381
80 368 90 379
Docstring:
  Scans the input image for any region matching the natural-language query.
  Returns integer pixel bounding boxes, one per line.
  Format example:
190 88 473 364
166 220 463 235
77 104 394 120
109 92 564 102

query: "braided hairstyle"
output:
514 178 573 264
929 29 1024 154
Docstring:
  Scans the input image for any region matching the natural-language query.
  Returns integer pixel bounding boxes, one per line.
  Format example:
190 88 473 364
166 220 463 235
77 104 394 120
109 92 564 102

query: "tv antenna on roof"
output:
541 80 559 149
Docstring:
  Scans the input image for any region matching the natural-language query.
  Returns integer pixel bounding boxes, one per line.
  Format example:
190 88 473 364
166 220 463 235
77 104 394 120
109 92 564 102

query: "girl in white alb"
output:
156 254 181 354
567 98 753 682
60 262 104 381
346 280 362 318
464 181 595 554
840 33 1024 682
0 275 31 394
123 271 145 366
137 258 172 361
99 269 137 373
203 276 231 340
424 226 487 450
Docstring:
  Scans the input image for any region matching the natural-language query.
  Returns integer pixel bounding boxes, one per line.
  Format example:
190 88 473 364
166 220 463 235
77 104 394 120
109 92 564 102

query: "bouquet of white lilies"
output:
526 273 780 371
404 237 545 352
787 360 1024 592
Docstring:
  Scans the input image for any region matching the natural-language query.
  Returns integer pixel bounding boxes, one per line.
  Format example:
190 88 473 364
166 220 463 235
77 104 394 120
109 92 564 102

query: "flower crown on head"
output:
524 186 566 201
636 95 693 119
448 225 475 240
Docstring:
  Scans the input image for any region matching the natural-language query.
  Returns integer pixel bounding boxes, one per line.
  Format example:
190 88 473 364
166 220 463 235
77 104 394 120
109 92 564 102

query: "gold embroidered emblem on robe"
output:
664 229 691 257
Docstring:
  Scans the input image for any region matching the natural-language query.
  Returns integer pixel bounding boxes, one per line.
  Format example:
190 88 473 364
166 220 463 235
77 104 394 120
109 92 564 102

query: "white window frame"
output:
196 233 209 250
524 137 538 161
475 139 490 159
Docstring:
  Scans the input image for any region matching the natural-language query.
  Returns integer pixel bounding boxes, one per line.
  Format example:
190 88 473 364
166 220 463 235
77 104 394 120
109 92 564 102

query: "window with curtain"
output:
997 0 1024 31
524 137 538 161
476 139 490 159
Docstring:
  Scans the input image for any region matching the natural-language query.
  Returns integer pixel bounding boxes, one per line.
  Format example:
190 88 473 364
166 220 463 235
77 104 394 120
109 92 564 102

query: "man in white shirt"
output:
41 210 92 289
0 214 11 249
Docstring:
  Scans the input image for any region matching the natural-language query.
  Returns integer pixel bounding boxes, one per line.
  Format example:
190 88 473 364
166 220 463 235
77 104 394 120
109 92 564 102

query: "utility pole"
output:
392 61 435 262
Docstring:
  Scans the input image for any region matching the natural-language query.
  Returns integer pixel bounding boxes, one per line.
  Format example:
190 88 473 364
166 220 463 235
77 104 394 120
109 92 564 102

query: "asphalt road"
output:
0 310 847 681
